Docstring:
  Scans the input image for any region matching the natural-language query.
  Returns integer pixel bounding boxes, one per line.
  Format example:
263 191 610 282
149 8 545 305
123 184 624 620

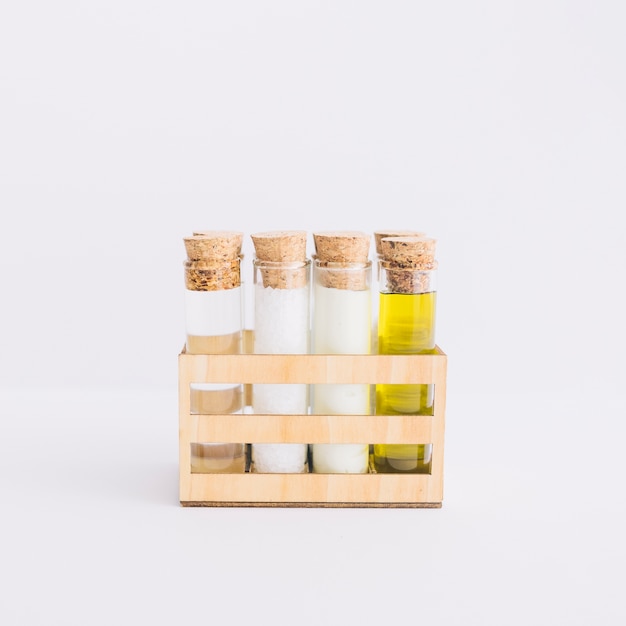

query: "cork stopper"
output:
313 231 371 290
380 236 436 269
251 230 308 289
380 236 437 294
313 231 370 264
183 231 243 291
184 231 243 262
250 230 307 263
374 230 426 256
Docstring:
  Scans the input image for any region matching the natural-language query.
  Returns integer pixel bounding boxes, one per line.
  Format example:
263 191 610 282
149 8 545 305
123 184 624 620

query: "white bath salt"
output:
253 285 309 354
253 383 308 415
252 443 308 474
251 268 310 473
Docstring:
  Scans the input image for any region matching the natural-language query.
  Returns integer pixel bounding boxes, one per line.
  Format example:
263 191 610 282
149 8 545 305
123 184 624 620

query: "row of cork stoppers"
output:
183 229 438 475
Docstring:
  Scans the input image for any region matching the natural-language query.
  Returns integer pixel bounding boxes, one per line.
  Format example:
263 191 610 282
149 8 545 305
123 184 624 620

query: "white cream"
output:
312 286 371 354
311 284 371 474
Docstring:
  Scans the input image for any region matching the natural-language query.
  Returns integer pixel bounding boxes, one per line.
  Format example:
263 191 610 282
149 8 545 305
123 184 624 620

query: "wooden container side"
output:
181 473 442 506
178 338 447 507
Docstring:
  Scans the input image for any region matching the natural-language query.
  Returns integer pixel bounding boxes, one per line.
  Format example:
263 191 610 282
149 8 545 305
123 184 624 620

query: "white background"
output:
1 1 625 624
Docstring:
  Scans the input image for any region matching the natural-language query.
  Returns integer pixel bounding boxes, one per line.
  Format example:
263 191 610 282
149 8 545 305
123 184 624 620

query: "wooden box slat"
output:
188 413 436 444
181 473 441 507
179 349 446 385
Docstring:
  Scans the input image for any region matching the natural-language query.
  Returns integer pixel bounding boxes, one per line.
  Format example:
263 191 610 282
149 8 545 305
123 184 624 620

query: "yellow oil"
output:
374 291 436 474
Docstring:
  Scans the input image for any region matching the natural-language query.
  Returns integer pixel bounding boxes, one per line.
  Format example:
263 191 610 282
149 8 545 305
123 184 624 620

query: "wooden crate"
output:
178 333 447 508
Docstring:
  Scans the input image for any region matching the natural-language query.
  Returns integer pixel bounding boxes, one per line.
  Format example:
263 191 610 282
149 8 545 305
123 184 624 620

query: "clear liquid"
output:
374 291 436 474
190 443 246 474
186 332 245 473
186 332 241 355
190 384 243 415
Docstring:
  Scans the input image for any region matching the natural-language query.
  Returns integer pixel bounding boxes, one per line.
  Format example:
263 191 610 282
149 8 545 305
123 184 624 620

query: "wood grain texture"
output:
178 337 447 507
179 346 446 385
188 413 435 444
181 501 442 508
181 473 440 504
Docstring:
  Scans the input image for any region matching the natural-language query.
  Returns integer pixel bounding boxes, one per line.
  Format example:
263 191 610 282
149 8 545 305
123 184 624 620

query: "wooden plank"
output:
178 353 193 498
181 501 442 508
429 355 448 502
179 350 447 385
181 473 440 505
186 413 435 444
